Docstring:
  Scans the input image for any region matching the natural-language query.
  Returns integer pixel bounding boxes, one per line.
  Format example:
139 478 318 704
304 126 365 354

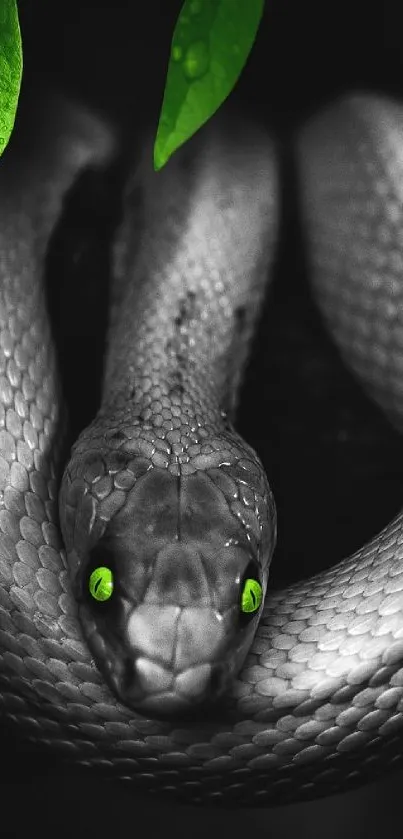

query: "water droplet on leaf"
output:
171 44 182 61
183 40 210 80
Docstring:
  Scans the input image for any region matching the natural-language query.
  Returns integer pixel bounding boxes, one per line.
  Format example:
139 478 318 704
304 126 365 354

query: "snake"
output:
1 86 403 808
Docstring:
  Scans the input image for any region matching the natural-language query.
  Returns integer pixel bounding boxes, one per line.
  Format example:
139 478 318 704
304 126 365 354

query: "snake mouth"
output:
83 624 233 718
115 654 229 718
80 596 257 717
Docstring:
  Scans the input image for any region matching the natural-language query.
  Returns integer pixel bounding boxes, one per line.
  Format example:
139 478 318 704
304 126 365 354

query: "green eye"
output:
89 566 114 602
241 578 263 614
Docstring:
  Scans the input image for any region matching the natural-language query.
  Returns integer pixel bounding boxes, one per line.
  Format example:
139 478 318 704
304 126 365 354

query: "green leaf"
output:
153 0 264 171
0 0 22 159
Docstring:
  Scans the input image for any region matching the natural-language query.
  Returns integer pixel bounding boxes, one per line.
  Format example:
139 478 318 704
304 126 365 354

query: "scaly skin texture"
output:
1 92 403 807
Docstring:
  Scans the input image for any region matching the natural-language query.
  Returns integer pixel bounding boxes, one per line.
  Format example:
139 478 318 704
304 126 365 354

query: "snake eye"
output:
89 566 114 602
240 577 263 615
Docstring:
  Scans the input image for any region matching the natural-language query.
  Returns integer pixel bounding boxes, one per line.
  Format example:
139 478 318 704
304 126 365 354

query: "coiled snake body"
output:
1 91 403 807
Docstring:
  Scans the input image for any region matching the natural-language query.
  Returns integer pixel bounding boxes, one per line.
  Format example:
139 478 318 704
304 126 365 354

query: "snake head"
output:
60 448 276 718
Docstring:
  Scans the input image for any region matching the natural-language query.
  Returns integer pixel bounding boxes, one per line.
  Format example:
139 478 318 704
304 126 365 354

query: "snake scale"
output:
1 88 403 808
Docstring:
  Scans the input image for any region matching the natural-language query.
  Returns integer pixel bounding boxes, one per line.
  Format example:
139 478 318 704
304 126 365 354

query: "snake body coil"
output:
1 91 403 807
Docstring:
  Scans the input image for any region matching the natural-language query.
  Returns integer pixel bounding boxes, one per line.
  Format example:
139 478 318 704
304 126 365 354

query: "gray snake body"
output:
1 90 403 806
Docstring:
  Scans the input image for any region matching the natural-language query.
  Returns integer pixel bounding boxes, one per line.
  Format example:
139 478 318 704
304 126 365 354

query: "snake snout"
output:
114 603 231 716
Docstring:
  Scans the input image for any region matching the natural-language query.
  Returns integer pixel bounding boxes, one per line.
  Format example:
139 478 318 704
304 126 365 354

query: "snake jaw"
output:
79 594 261 718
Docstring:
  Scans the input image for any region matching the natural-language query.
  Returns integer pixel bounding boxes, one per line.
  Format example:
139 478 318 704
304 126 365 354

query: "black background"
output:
2 0 403 835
